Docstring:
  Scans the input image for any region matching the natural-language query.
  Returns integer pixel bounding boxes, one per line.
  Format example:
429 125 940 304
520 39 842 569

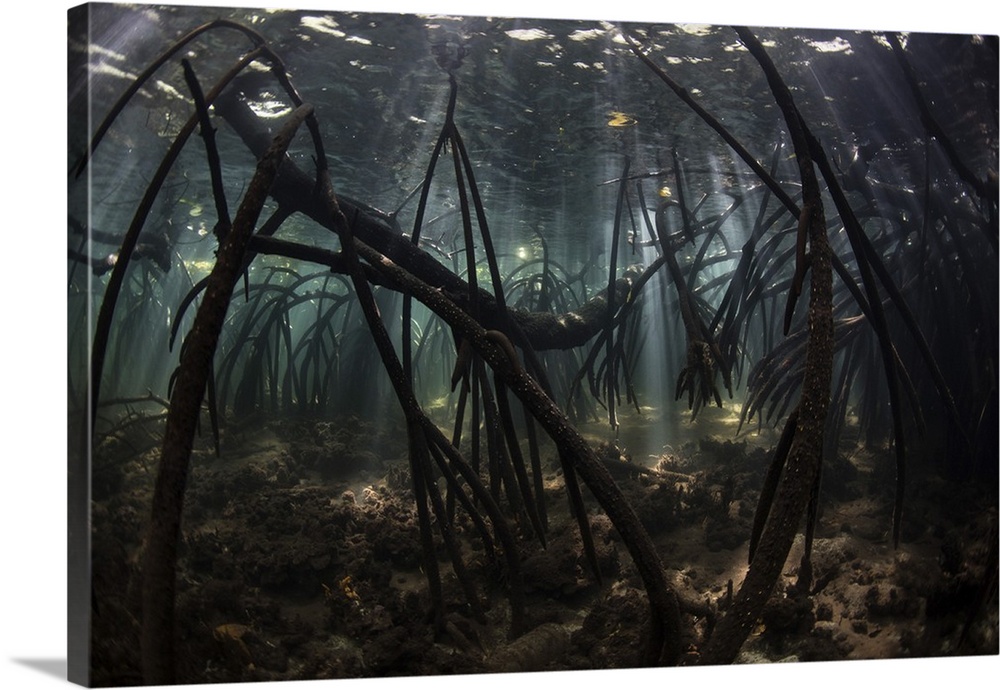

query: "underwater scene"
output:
67 1 998 686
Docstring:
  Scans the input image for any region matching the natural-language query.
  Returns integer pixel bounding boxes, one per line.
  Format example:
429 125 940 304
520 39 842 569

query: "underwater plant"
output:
69 6 997 685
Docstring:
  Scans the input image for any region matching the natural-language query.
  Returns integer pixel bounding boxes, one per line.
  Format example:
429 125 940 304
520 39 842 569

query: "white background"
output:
3 0 997 688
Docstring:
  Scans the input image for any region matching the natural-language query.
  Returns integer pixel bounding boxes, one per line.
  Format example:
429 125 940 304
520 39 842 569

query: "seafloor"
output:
89 406 998 685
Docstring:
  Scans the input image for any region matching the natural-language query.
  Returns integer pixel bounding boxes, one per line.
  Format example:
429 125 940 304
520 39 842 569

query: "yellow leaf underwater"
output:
607 111 637 127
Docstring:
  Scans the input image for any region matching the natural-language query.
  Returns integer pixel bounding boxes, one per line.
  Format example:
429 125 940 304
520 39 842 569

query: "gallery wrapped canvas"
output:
67 1 998 687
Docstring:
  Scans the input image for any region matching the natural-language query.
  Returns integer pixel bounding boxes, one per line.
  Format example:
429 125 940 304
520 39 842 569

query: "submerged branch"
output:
345 227 683 666
213 90 641 352
699 27 834 666
141 103 316 685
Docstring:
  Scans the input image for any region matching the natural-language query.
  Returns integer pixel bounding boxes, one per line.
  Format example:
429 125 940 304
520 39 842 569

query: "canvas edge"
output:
68 3 95 687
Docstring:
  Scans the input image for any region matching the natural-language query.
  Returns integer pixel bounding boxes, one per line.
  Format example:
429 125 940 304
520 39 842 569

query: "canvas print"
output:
67 2 998 686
